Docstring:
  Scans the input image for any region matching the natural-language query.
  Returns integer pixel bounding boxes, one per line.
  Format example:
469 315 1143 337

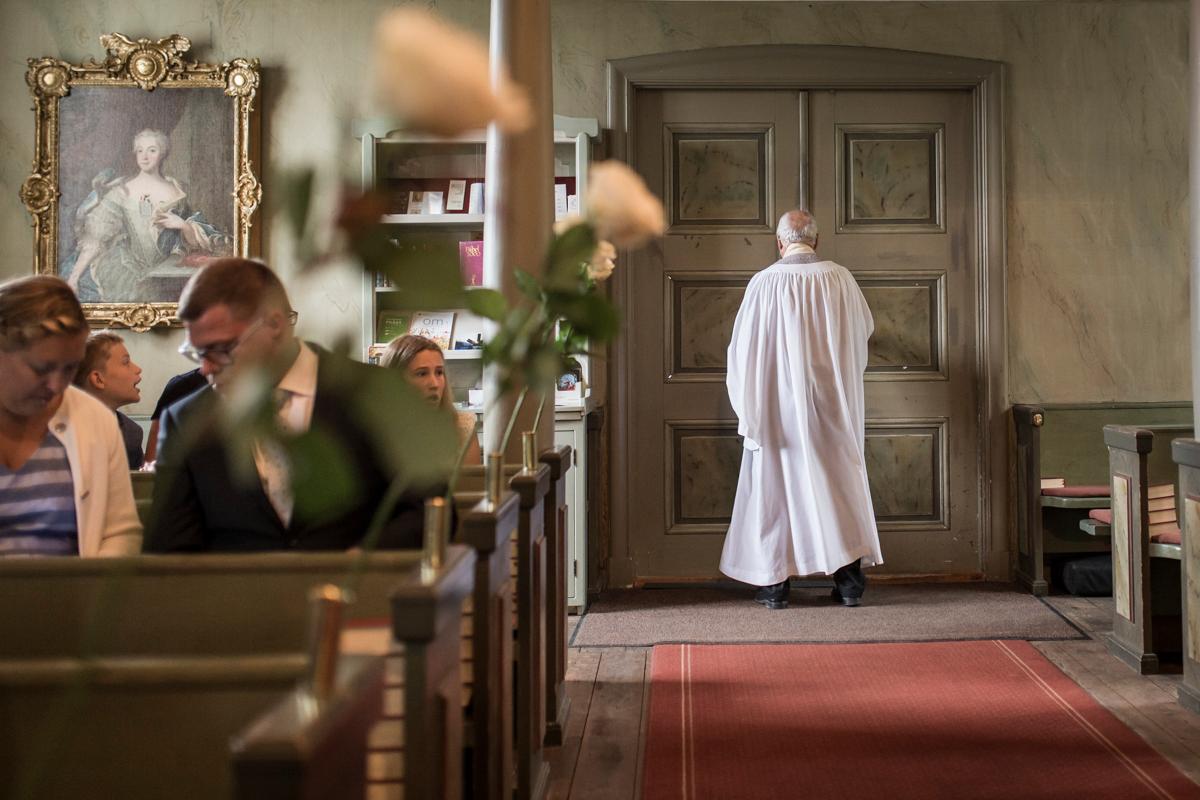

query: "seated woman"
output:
0 276 142 557
381 334 482 465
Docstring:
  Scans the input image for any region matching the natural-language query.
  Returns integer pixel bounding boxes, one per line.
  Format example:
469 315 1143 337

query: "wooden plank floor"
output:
547 594 1200 799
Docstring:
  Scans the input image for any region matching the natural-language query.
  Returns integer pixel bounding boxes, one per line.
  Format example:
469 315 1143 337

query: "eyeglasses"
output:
178 310 298 366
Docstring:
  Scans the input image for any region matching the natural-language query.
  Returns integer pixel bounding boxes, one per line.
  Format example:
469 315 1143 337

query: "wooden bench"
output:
230 653 385 800
453 490 520 800
1102 425 1190 674
131 470 154 528
539 445 572 747
0 551 445 799
1012 402 1191 595
459 461 553 800
1171 438 1200 714
365 545 476 800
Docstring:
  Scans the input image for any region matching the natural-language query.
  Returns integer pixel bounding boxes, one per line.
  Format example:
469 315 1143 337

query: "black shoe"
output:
830 589 861 608
755 580 789 610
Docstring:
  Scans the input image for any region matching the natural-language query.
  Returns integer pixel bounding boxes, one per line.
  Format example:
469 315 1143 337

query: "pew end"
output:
1103 424 1191 674
231 653 385 800
1171 438 1200 714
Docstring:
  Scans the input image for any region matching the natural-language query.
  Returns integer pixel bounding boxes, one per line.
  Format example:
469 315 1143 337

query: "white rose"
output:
585 161 665 249
553 214 586 237
373 9 531 137
587 240 617 282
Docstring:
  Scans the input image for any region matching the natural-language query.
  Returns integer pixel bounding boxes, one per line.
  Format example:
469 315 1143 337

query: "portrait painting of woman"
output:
50 84 241 309
63 127 231 303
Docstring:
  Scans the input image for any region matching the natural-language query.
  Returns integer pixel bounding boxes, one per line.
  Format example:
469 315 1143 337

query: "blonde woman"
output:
0 276 141 556
381 334 481 465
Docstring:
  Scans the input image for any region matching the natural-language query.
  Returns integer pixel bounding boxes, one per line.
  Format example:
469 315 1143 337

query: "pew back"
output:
0 551 425 800
1013 402 1191 594
0 552 421 658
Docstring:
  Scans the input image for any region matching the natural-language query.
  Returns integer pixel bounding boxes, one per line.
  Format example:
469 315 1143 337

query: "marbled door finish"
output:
860 283 935 371
864 430 938 521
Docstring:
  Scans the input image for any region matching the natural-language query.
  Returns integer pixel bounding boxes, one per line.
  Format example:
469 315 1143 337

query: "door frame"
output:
605 45 1007 585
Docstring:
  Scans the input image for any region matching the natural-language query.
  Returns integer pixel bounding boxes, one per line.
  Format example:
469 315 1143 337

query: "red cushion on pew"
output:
1088 509 1113 524
1150 526 1182 545
1041 485 1111 498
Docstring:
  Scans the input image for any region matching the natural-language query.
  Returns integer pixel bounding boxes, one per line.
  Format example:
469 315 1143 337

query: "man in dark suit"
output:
145 258 433 552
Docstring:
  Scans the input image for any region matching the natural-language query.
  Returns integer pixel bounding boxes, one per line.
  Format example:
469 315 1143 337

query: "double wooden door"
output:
623 87 979 581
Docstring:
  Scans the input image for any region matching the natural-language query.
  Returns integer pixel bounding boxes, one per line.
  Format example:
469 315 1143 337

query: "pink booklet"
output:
458 240 483 287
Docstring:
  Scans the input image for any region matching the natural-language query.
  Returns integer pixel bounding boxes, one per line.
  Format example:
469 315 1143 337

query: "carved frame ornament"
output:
21 33 261 331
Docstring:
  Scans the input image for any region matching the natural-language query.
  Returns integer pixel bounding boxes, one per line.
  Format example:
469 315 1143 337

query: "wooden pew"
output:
0 551 431 799
131 470 154 528
366 545 476 800
1012 402 1192 595
509 465 552 800
230 654 385 799
539 445 572 747
1171 438 1200 714
459 462 552 800
453 490 520 800
1103 425 1190 674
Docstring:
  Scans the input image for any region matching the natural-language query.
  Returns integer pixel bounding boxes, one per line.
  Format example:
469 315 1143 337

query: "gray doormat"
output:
571 583 1087 646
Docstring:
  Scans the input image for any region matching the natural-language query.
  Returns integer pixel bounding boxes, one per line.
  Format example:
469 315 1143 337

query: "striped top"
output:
0 431 78 557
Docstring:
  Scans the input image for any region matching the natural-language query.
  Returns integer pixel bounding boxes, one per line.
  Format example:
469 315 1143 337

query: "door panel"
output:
626 87 979 580
812 90 978 573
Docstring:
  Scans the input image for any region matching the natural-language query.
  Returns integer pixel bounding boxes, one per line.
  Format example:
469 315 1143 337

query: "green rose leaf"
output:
514 268 545 302
545 223 597 291
464 288 508 321
281 168 316 239
287 426 362 523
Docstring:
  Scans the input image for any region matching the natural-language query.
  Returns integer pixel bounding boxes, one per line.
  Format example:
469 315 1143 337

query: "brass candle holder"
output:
421 496 449 579
521 430 537 472
486 451 504 506
304 583 351 702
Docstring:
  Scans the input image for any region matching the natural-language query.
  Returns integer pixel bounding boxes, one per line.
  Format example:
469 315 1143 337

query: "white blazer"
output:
47 387 142 556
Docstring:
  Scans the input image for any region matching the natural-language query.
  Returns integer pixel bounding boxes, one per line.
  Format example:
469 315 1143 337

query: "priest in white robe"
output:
720 209 883 609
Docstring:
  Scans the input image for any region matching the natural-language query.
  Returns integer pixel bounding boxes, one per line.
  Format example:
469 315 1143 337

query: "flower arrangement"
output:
226 8 664 564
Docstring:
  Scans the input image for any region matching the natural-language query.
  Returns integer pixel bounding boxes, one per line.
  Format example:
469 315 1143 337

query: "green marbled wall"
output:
0 1 1187 416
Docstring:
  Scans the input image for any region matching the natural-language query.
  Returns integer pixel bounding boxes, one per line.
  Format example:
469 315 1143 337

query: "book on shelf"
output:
366 344 388 365
1147 483 1174 500
1146 508 1177 525
1148 495 1175 512
375 272 394 289
458 240 484 287
381 178 485 216
446 180 467 212
1040 477 1066 490
1148 519 1180 537
377 311 411 343
408 310 455 350
554 183 568 219
467 182 484 214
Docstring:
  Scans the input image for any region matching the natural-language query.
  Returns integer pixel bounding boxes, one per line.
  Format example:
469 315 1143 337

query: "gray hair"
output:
776 209 819 247
133 128 170 161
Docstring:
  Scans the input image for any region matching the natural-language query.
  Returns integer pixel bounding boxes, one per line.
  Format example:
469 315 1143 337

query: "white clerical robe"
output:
719 247 884 585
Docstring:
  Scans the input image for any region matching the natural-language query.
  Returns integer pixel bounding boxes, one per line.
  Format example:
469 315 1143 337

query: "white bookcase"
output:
356 115 599 613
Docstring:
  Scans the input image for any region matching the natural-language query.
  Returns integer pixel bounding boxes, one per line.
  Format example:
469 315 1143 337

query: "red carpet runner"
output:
642 641 1200 800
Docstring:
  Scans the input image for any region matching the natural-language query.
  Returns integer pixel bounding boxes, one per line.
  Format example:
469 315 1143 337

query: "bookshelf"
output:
357 115 599 611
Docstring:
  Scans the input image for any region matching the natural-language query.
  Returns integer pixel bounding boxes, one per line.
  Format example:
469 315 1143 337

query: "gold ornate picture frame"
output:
21 33 261 331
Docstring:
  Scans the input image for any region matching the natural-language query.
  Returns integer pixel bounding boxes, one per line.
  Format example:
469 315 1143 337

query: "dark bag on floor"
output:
1061 554 1112 597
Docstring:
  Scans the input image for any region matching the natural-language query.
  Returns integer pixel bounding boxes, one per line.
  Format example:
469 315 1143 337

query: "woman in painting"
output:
65 128 230 302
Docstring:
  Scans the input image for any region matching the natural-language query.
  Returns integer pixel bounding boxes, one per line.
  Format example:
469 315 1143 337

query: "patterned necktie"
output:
259 389 294 527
